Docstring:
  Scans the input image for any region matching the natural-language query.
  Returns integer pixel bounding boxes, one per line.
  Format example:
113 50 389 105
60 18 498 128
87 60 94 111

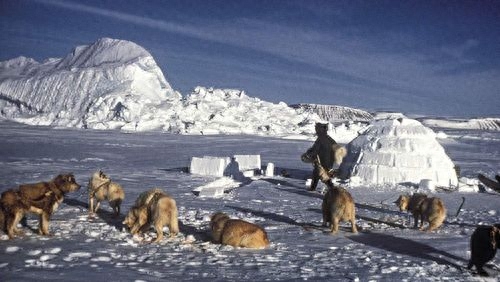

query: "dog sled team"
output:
0 123 498 276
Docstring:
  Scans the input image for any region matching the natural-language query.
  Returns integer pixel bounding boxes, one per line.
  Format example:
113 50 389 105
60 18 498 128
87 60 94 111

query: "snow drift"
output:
339 117 459 187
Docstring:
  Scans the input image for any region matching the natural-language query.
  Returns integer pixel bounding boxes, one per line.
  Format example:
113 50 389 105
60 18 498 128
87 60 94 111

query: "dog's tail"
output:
168 199 179 236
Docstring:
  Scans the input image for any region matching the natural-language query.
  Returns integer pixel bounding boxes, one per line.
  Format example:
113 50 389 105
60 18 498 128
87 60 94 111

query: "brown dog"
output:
0 174 81 239
322 182 358 234
88 171 125 216
313 159 357 234
0 189 30 238
123 188 179 243
395 193 446 232
467 224 500 276
210 212 270 248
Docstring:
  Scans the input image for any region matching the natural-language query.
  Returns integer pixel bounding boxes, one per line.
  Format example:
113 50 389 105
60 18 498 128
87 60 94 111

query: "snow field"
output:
0 122 498 281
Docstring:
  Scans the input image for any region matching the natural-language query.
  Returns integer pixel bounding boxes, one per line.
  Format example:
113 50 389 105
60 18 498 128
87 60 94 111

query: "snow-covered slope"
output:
290 103 373 123
340 117 459 187
0 38 181 129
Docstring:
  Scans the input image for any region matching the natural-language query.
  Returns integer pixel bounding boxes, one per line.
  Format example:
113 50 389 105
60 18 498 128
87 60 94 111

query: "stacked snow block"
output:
339 118 458 187
189 154 261 177
233 154 261 177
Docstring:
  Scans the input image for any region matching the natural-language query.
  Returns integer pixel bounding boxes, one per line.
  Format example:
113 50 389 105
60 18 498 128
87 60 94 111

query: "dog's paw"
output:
14 229 25 236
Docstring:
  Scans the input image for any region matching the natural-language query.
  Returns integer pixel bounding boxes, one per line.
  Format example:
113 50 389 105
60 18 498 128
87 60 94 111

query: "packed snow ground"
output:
0 120 499 281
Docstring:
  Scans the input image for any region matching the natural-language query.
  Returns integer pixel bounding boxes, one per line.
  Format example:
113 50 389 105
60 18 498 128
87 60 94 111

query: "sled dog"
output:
88 170 125 216
467 224 500 276
322 182 358 234
395 193 446 232
123 188 179 243
210 212 270 248
0 189 28 238
0 174 81 238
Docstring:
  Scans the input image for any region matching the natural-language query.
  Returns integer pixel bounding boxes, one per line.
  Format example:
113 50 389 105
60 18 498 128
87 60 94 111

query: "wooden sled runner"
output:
478 173 500 193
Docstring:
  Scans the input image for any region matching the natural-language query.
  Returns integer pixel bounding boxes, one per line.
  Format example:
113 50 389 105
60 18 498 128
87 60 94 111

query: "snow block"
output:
190 154 262 178
265 163 275 177
190 156 230 177
233 155 261 171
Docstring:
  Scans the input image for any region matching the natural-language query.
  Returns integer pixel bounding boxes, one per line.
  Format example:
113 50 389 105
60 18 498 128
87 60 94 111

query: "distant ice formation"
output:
0 38 367 141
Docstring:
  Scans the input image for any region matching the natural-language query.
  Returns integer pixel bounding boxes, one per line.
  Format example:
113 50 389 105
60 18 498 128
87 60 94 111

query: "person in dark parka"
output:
302 123 345 191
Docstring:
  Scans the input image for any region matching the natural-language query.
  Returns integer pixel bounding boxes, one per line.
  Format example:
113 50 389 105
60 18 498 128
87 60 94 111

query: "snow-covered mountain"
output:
290 103 373 123
0 38 181 129
0 38 367 141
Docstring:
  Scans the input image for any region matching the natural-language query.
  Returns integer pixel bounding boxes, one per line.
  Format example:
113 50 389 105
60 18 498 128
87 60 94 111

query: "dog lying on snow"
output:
88 170 125 216
467 224 500 276
395 193 446 232
0 173 81 239
123 188 178 243
210 212 270 248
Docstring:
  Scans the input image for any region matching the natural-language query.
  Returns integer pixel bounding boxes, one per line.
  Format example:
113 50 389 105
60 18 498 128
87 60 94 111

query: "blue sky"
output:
1 0 499 117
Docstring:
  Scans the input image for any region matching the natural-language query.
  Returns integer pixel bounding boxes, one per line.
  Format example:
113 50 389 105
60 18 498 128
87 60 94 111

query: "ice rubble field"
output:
0 38 370 142
0 120 499 281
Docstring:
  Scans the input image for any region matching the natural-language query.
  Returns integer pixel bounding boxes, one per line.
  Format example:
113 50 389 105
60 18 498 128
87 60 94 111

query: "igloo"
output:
339 117 458 187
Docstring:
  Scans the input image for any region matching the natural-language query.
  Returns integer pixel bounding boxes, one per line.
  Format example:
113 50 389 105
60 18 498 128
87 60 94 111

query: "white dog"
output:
88 171 125 216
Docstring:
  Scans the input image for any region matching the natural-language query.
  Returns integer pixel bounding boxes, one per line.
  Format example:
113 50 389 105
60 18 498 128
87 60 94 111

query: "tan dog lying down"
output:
88 170 125 216
0 174 81 239
210 212 270 248
123 188 179 243
395 193 446 232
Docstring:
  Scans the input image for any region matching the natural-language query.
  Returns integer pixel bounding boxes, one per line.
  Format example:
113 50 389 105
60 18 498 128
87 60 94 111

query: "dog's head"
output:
210 212 230 243
90 170 111 187
394 195 410 211
122 207 148 234
122 208 137 230
210 212 229 226
53 173 81 193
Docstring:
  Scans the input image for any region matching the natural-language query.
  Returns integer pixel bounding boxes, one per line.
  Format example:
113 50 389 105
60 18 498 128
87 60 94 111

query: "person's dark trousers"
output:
309 166 320 191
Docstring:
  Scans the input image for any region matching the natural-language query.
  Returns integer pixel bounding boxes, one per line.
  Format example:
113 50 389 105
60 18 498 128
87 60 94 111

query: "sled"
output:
478 173 500 193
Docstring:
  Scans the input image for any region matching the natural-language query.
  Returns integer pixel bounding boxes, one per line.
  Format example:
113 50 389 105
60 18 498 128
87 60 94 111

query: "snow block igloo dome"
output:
339 117 458 187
